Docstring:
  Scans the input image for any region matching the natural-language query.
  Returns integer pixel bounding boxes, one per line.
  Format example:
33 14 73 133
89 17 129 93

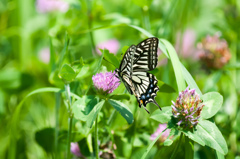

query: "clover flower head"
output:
36 0 69 13
38 47 50 64
150 123 171 142
172 86 204 129
96 39 120 55
197 34 231 69
92 71 120 94
70 142 84 158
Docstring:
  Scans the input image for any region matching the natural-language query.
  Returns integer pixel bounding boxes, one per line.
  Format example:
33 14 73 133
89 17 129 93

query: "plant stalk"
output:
94 115 99 159
170 132 183 159
65 84 73 159
55 92 61 158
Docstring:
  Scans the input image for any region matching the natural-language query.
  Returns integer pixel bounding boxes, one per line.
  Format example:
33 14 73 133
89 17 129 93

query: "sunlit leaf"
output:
150 106 172 123
196 120 228 155
58 64 77 83
201 92 223 119
86 100 105 128
163 139 173 146
108 99 134 124
103 49 120 68
109 94 130 100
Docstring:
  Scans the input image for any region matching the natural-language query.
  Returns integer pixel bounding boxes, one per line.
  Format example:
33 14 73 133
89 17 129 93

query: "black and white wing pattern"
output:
115 37 161 113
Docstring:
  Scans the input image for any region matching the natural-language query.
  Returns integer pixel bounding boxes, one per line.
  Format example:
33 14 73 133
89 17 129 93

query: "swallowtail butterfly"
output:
115 37 161 113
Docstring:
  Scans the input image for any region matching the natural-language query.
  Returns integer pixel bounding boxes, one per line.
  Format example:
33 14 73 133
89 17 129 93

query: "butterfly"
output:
115 37 161 113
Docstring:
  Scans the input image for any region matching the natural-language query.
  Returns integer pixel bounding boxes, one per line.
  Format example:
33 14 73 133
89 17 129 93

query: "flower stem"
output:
94 115 99 159
55 92 61 158
65 84 73 159
185 136 194 159
170 132 183 159
86 0 96 56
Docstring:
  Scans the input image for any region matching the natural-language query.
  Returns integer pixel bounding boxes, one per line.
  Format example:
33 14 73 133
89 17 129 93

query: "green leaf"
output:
160 39 186 92
150 106 172 123
109 94 130 100
201 92 223 119
35 128 55 153
58 64 77 83
108 99 134 124
72 96 98 122
72 96 104 128
86 100 105 128
58 33 70 69
158 81 176 93
35 128 67 153
216 150 225 159
94 51 104 74
181 64 202 96
141 128 168 159
128 24 154 38
181 130 205 146
196 120 228 155
163 139 173 146
103 49 120 68
122 46 129 54
49 70 64 87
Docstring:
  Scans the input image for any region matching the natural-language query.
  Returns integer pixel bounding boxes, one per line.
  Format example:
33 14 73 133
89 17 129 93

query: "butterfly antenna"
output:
103 57 118 68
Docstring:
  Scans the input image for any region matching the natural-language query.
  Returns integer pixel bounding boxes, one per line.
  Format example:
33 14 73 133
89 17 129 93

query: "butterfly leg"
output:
143 106 150 114
153 99 162 111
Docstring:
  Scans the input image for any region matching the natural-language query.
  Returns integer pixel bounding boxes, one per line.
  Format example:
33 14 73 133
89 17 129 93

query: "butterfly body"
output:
115 37 161 113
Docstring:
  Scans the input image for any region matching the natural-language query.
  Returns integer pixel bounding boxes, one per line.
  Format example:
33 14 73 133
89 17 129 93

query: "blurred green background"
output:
0 0 240 158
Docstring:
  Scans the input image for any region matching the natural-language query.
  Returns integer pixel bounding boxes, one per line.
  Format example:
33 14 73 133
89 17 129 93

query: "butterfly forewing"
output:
133 38 159 71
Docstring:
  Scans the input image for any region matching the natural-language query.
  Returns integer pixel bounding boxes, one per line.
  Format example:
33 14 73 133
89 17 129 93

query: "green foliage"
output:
108 99 134 124
201 92 223 119
1 0 238 158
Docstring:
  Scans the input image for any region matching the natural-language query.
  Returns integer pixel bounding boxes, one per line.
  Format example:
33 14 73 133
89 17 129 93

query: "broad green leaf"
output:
35 128 55 153
196 120 228 155
86 100 105 128
216 150 225 159
76 65 90 79
72 96 98 122
150 106 172 123
109 94 130 100
163 139 173 146
108 99 134 124
58 64 77 83
201 92 223 119
182 130 205 146
103 49 120 67
49 70 64 87
35 128 67 153
160 39 186 92
158 81 176 93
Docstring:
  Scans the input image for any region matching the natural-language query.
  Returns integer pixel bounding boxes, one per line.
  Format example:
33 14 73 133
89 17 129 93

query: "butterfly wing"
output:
133 37 159 72
116 38 161 113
